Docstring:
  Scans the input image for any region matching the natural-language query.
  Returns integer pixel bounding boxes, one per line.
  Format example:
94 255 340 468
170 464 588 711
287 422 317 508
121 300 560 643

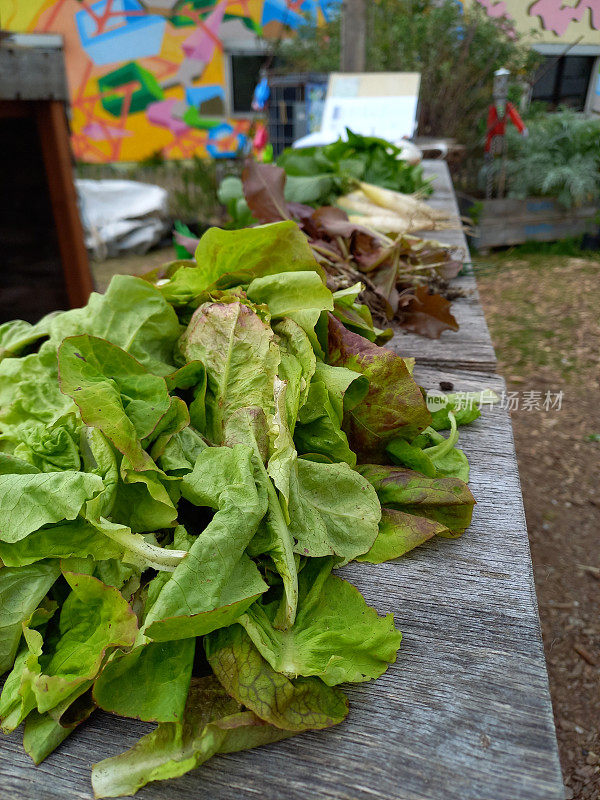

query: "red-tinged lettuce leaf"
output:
58 335 171 471
400 286 459 339
305 205 380 241
357 464 475 535
242 159 291 223
179 302 280 446
357 508 448 563
93 639 195 723
327 315 430 459
239 557 401 686
205 623 348 731
91 676 296 799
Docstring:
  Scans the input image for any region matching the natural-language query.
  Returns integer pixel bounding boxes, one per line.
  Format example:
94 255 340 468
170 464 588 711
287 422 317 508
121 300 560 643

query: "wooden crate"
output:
460 195 599 251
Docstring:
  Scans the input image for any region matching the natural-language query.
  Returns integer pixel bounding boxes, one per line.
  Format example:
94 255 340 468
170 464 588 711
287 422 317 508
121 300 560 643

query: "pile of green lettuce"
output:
0 221 475 797
276 129 432 206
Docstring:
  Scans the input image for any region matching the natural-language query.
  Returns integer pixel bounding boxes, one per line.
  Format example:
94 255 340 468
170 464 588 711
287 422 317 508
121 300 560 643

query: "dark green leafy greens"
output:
0 220 477 797
277 129 432 206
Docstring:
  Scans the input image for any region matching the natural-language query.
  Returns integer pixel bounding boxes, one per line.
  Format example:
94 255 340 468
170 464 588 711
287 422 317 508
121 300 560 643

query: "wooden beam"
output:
35 100 93 308
340 0 366 72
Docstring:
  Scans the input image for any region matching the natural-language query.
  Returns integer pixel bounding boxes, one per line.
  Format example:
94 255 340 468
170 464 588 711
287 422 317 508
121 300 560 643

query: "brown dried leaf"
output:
242 160 290 223
400 286 459 339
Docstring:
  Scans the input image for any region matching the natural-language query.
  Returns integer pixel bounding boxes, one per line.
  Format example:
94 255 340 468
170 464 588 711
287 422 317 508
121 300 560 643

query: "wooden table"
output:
388 161 498 373
0 161 564 800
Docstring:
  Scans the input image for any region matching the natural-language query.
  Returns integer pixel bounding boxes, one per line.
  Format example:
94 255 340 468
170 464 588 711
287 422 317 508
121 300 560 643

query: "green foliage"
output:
278 0 539 147
278 129 431 203
498 111 600 207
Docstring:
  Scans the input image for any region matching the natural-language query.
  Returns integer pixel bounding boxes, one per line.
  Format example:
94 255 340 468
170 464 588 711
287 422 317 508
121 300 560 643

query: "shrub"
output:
277 0 539 148
498 110 600 207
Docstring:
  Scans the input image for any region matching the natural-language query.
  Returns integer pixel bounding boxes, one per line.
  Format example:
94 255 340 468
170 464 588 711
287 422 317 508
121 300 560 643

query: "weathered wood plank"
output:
0 367 563 800
387 161 497 372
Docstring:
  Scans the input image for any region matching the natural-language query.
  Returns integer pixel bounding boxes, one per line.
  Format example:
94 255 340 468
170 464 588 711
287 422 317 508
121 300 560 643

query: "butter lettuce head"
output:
0 222 476 797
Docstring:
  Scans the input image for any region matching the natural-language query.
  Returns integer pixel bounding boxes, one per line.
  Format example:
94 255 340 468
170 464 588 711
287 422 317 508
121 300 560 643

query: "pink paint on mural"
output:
82 122 133 140
476 0 509 19
528 0 600 37
146 99 190 136
182 0 228 61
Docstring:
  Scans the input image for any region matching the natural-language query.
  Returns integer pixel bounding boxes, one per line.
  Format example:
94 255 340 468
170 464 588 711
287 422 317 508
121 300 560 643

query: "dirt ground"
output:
90 246 599 798
476 251 600 800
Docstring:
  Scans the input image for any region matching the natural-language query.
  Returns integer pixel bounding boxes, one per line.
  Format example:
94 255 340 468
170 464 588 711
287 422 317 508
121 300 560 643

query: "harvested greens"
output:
276 129 432 206
178 160 465 339
0 221 476 797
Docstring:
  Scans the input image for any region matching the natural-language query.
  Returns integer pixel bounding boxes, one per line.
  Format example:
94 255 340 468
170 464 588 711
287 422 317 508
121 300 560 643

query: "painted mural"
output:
471 0 600 44
3 0 338 162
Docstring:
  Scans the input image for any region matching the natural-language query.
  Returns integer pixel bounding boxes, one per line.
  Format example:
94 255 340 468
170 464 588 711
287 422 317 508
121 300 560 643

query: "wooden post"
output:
340 0 366 72
36 100 94 307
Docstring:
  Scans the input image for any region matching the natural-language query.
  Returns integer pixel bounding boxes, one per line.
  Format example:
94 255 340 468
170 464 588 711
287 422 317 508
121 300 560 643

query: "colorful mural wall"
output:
469 1 600 44
4 0 338 162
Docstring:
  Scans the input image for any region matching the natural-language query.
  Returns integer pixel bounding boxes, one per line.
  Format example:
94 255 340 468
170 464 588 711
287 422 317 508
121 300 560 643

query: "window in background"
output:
228 54 269 114
531 55 595 111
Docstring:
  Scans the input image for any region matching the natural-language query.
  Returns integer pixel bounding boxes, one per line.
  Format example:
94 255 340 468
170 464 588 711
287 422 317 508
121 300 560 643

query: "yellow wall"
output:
465 1 600 45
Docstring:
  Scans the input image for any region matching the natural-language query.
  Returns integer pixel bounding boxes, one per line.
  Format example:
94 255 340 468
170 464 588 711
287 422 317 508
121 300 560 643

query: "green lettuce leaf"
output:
388 412 470 482
240 557 401 685
93 639 195 723
0 344 73 443
23 708 73 764
0 470 104 543
0 562 60 676
47 275 182 377
287 458 380 562
157 426 208 476
194 221 320 289
91 676 295 799
12 416 81 473
0 315 56 361
142 445 268 639
294 361 368 465
58 335 171 471
224 408 299 630
205 623 348 731
273 317 317 432
19 571 138 714
246 271 333 319
0 519 121 568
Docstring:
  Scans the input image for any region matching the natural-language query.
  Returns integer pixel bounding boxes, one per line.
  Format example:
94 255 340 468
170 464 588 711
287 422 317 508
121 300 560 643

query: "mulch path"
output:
477 253 600 800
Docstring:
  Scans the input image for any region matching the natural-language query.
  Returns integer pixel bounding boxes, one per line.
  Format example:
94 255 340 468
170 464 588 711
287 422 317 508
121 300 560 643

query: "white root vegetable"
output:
337 192 399 218
347 214 455 235
359 181 450 222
